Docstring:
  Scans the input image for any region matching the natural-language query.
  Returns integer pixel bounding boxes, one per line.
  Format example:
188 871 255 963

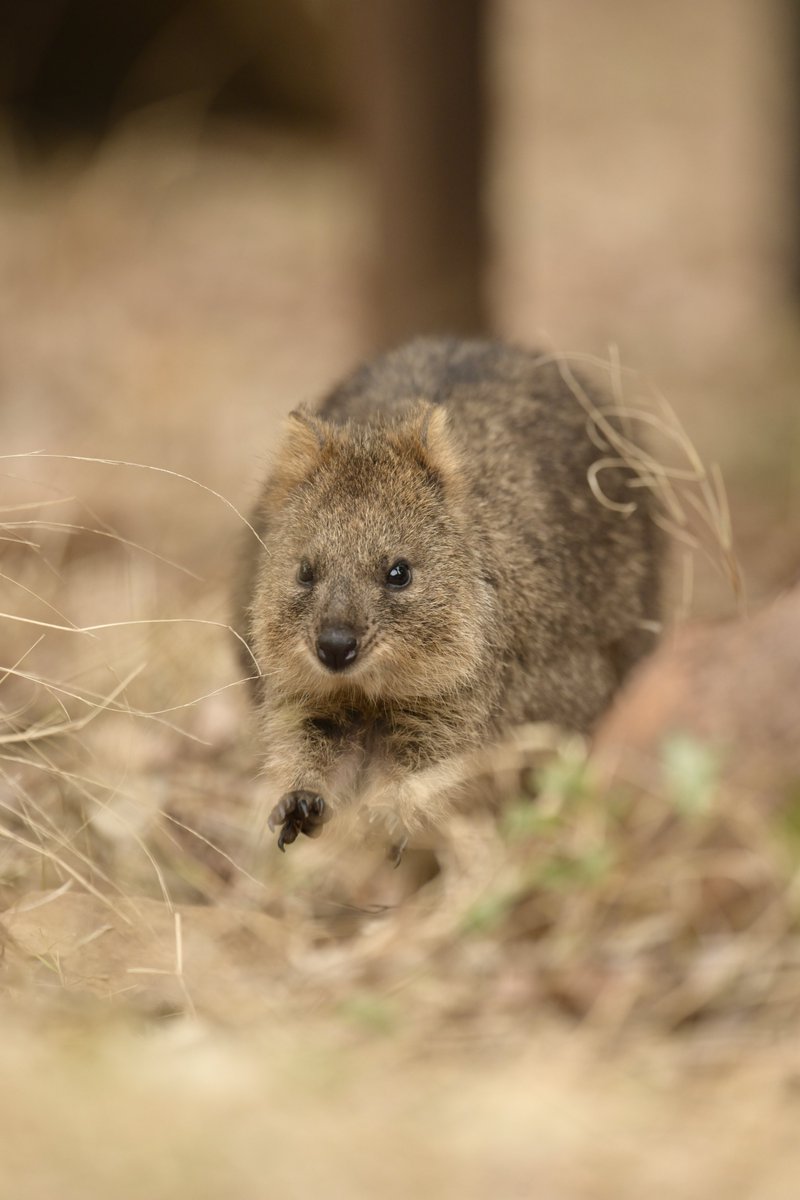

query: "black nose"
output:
316 626 359 672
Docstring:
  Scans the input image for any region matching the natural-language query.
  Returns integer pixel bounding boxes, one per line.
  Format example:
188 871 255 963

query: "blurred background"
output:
1 0 798 609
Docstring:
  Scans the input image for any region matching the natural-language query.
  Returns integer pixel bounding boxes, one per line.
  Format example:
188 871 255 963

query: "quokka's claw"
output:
269 790 328 851
387 835 409 868
277 821 299 852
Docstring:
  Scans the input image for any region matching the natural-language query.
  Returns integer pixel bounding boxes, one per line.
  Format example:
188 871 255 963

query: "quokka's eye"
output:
297 560 315 587
386 559 412 589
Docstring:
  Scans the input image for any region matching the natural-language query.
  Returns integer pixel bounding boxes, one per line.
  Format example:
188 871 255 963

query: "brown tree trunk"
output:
792 0 800 295
340 0 489 347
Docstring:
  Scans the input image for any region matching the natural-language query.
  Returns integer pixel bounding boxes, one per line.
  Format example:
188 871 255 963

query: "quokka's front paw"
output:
268 790 328 852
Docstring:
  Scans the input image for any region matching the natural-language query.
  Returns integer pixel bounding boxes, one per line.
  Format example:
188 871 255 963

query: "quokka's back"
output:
237 338 661 852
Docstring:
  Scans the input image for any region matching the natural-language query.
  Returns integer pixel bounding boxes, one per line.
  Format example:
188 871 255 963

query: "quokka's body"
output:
237 338 661 851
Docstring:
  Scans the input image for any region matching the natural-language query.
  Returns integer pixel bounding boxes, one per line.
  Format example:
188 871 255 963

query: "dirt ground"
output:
1 2 800 1196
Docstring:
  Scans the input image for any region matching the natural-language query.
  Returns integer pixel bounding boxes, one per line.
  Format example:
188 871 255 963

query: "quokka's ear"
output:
403 401 463 492
272 406 328 493
286 406 328 449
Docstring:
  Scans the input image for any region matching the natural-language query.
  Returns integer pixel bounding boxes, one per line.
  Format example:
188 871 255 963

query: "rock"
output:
595 585 800 804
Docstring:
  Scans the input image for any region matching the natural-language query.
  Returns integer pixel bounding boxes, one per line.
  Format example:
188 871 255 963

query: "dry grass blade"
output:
536 348 745 611
0 569 82 629
0 664 217 744
0 498 76 514
2 520 202 580
0 450 266 550
0 664 146 745
0 635 46 689
161 811 267 893
0 752 177 916
0 824 134 925
0 611 262 677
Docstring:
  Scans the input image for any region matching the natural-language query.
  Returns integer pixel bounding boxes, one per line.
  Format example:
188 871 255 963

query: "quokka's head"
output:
247 401 495 703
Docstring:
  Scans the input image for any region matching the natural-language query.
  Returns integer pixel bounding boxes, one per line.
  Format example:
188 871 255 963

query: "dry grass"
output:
0 344 797 1045
3 323 800 1191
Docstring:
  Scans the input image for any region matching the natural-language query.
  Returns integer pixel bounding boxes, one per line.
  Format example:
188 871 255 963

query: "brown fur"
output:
236 338 661 848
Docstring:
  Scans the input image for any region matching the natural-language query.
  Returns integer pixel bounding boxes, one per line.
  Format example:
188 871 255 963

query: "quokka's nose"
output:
316 625 359 672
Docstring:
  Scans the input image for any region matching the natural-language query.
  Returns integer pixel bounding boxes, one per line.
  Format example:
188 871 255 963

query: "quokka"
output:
236 338 661 854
